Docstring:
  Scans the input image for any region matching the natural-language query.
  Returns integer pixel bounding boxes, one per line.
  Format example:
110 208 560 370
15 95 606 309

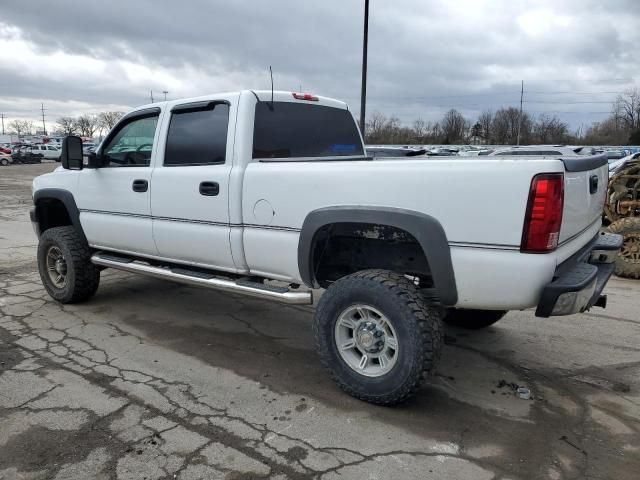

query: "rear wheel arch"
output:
33 188 86 241
298 206 458 305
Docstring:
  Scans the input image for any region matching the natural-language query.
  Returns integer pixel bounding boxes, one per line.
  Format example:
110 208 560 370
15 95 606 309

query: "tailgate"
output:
559 155 608 244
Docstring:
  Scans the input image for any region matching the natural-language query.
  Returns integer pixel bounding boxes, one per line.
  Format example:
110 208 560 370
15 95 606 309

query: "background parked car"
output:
0 152 12 166
32 144 61 161
11 145 43 164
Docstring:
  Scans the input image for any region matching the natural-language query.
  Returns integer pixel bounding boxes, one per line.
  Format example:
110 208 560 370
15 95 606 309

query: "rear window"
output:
253 102 363 159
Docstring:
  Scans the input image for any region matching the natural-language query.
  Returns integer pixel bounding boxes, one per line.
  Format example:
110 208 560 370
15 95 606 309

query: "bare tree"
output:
98 111 124 131
492 107 532 144
533 114 568 144
478 110 493 144
613 88 640 132
8 120 26 136
75 114 99 138
7 119 34 136
441 109 468 144
56 117 78 136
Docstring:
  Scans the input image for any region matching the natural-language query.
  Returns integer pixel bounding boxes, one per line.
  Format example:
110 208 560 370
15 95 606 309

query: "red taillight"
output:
521 173 564 253
292 92 319 101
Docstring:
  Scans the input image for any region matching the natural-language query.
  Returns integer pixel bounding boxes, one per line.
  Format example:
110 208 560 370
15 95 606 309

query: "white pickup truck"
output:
31 90 622 405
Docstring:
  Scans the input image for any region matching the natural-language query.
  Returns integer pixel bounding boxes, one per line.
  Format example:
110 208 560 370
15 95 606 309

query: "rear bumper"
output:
536 232 622 317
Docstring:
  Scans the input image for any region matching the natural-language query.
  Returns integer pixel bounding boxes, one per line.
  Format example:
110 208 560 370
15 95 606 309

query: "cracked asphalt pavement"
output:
1 164 639 479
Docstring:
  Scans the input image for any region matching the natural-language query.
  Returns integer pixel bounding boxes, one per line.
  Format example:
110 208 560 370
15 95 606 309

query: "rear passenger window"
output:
164 104 229 166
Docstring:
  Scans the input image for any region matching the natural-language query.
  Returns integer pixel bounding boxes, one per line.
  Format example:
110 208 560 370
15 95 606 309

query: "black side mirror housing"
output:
60 136 84 170
85 150 104 168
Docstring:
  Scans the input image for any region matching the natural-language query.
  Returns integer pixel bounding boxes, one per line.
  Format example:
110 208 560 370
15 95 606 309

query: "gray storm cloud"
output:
0 0 638 128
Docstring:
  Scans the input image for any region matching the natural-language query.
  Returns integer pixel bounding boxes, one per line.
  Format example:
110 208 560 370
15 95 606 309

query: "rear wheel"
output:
443 309 507 329
37 226 100 303
0 158 8 166
314 269 443 405
607 217 640 279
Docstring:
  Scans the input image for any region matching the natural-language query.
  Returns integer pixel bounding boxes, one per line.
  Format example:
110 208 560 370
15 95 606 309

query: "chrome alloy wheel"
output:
334 304 399 377
46 246 68 288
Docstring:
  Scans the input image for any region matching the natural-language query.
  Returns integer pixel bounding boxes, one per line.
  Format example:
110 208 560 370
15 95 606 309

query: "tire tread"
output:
38 226 100 303
314 269 443 406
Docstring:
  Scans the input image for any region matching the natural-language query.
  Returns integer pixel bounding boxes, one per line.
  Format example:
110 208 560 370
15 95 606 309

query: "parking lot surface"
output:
1 163 639 479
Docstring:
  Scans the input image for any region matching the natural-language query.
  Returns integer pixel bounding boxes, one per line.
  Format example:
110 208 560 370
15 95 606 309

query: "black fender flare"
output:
32 188 85 241
297 206 458 306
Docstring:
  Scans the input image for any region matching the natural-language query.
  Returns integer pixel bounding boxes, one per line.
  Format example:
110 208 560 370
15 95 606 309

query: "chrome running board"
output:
91 252 313 305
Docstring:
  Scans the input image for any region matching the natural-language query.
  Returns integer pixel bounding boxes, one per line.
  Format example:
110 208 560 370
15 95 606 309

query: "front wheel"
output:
314 270 443 405
37 226 100 303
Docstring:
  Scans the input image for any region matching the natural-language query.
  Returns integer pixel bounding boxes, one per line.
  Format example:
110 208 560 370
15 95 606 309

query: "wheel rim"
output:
46 246 68 288
334 304 399 377
620 233 640 263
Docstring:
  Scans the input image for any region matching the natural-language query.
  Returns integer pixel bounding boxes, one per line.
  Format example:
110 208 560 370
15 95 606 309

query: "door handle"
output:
132 179 148 193
199 181 219 196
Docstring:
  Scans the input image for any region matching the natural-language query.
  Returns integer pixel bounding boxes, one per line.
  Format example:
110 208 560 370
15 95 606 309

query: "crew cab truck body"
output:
31 90 622 405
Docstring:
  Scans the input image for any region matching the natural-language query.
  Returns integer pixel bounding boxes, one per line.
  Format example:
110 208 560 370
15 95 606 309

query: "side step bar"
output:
91 253 313 305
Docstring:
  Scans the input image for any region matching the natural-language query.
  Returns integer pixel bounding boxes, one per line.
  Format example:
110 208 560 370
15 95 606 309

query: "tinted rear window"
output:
253 102 363 159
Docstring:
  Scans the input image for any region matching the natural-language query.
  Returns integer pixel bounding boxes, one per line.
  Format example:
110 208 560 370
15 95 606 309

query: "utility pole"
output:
1 113 4 135
162 90 168 101
359 0 370 137
516 80 523 146
150 90 154 103
40 103 47 136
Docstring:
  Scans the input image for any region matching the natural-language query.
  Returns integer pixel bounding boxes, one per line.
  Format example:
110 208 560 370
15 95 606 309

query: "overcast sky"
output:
1 0 639 132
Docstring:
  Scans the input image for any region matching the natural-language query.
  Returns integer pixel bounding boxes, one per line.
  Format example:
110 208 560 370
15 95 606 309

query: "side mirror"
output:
60 136 83 170
85 150 106 168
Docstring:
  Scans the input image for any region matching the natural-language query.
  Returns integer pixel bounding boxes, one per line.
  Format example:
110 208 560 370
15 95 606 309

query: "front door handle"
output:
132 179 148 193
199 181 219 196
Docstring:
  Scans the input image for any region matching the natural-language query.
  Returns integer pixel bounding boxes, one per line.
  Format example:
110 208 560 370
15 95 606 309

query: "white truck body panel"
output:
32 89 611 312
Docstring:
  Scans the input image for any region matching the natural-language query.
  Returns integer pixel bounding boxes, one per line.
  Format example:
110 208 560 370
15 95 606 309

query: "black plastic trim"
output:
298 206 458 305
32 188 85 241
171 100 230 113
561 154 607 172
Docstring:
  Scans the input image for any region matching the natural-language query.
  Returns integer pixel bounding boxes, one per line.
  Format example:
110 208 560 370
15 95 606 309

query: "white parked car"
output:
30 90 621 405
32 144 62 161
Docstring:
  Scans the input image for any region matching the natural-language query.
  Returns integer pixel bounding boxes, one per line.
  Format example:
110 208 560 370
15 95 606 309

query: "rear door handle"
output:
132 179 148 192
199 181 219 196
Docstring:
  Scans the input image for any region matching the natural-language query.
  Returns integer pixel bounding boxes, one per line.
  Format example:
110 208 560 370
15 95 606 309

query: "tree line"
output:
365 88 640 146
55 112 124 138
3 112 124 138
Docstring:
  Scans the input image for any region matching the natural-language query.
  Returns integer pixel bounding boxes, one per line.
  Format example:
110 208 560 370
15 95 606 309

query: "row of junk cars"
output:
368 144 640 280
0 141 99 166
0 143 62 165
